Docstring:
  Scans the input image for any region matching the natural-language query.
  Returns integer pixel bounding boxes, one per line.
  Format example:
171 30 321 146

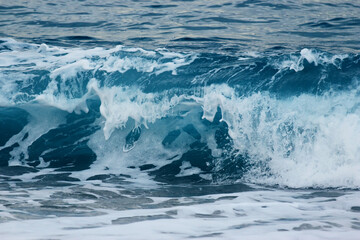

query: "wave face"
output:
1 39 360 188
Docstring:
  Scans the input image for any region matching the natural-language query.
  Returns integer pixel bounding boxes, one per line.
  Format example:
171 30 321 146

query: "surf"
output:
0 38 359 189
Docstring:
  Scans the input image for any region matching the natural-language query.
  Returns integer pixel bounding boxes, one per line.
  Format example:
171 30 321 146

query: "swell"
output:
0 39 359 189
1 38 359 105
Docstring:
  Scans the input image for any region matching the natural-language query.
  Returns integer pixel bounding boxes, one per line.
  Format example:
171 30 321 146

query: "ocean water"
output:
0 0 360 239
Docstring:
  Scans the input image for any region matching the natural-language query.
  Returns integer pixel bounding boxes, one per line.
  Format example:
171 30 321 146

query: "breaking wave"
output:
1 38 360 189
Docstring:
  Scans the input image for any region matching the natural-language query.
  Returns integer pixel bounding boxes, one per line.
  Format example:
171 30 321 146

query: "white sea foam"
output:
198 84 360 188
0 183 359 240
88 79 185 140
272 48 348 73
0 38 197 105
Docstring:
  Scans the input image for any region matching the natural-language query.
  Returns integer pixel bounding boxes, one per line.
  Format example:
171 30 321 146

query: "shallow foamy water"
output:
0 173 360 240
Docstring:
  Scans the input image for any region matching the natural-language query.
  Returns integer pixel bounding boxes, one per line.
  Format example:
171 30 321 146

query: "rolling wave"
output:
0 39 359 188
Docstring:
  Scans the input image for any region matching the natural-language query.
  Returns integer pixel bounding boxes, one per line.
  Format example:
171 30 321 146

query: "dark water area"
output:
1 0 359 54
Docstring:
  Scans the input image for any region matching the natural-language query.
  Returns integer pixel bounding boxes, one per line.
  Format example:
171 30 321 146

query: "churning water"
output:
0 0 360 239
